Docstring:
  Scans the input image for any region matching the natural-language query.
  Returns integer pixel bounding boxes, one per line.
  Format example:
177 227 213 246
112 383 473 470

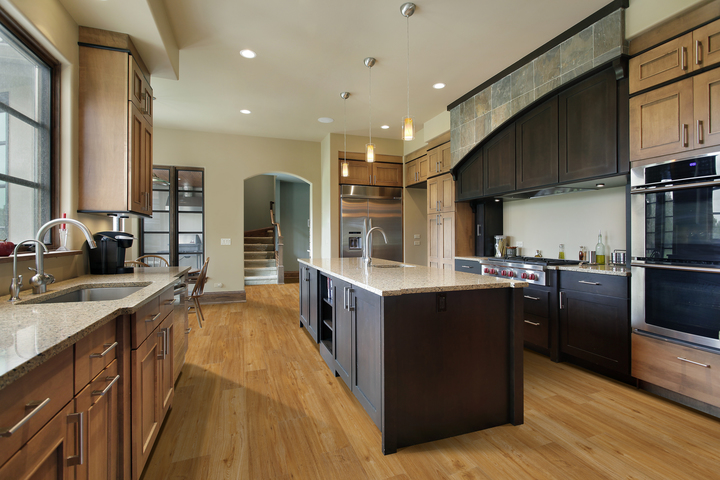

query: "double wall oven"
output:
631 154 720 350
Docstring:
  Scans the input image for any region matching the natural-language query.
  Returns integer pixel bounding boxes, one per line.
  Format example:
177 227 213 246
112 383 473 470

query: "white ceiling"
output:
57 0 612 143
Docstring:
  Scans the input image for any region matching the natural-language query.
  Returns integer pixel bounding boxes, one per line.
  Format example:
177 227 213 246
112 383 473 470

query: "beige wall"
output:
153 127 321 292
626 0 709 39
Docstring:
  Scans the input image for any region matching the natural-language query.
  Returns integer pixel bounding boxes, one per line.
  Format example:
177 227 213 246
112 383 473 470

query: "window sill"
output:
0 250 83 264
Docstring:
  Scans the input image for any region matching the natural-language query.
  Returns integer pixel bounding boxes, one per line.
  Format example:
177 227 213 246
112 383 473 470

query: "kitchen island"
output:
298 257 527 454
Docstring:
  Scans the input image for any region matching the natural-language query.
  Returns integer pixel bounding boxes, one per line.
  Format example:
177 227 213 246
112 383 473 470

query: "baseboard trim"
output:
201 291 246 304
285 271 299 283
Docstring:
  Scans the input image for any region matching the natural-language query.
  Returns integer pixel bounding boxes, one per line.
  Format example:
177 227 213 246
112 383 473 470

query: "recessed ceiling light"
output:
596 183 605 188
318 117 334 123
433 83 446 89
240 109 251 114
239 49 256 58
381 125 390 129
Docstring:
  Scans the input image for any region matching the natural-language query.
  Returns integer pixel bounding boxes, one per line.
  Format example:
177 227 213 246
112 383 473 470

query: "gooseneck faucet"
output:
31 218 97 294
9 240 48 302
364 226 388 266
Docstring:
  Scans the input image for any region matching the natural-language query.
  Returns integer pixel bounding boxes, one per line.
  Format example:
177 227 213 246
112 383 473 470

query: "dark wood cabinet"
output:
352 286 383 429
523 287 551 350
334 278 353 389
299 265 319 343
559 272 630 376
559 68 617 182
484 123 516 195
455 151 483 200
516 96 559 190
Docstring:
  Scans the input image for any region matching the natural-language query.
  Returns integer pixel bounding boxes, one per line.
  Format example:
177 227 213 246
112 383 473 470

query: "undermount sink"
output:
371 264 415 269
28 286 145 304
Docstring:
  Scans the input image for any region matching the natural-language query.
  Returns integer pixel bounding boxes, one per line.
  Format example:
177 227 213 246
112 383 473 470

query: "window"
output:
141 166 205 268
0 11 59 245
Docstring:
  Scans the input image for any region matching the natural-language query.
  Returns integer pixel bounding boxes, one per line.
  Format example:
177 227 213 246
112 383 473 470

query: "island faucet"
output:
364 226 388 266
8 239 48 302
31 218 97 294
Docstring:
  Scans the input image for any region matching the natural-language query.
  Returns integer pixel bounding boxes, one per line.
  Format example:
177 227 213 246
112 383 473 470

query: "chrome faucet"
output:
31 218 97 294
364 226 388 266
9 240 48 302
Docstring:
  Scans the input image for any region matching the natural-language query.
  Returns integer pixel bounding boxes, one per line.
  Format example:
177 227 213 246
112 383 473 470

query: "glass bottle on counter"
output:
558 244 565 259
595 231 605 265
578 247 584 261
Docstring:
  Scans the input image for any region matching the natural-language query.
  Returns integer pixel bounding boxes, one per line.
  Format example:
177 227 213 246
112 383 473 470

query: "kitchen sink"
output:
27 285 146 304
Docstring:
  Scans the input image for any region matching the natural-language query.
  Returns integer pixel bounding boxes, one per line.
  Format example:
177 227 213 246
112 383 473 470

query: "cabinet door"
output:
129 56 146 111
299 265 310 327
427 176 440 214
522 288 550 350
483 123 516 195
629 32 692 93
373 163 402 186
693 68 720 148
427 215 439 267
441 212 455 269
128 103 152 216
440 174 455 212
559 290 630 374
351 287 382 429
417 155 430 182
559 68 617 182
629 78 694 161
131 331 162 480
694 19 720 71
0 403 75 480
516 97 558 190
74 361 119 480
439 142 452 174
456 152 483 201
428 147 440 176
334 279 352 389
405 160 418 186
159 315 174 418
340 160 372 185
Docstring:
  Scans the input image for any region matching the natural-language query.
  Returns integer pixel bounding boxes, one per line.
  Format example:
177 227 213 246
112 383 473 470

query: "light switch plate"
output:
414 240 421 246
516 241 523 247
414 234 420 239
221 238 231 245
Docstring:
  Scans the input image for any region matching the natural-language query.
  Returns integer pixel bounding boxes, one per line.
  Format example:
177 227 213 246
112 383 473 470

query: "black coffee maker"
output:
88 231 135 274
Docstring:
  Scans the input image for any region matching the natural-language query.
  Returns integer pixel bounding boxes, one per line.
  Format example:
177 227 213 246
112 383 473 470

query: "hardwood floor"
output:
142 283 720 480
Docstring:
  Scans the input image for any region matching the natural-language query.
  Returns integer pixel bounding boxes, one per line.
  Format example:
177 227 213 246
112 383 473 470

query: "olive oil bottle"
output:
595 231 605 265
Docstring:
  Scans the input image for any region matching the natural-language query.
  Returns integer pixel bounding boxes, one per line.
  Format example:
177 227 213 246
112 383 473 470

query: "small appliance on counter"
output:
88 231 135 274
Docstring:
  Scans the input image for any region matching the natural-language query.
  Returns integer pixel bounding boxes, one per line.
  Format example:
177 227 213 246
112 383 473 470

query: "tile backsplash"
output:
450 8 628 167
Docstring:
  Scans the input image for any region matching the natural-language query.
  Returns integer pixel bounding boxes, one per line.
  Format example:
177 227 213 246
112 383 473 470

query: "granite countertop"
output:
0 266 189 391
455 256 630 277
298 258 527 296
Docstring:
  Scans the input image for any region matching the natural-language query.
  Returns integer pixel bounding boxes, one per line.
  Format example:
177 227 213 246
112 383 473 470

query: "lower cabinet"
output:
299 264 319 342
559 271 630 376
334 277 353 389
522 287 551 351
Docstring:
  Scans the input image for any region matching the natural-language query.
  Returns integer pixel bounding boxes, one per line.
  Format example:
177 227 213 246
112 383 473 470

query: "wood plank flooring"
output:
142 283 720 480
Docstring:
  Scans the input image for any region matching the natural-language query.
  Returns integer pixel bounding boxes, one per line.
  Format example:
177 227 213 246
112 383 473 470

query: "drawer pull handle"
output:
163 299 175 306
186 327 192 334
90 341 118 358
92 375 120 396
578 280 600 285
524 320 541 326
524 295 540 300
677 357 711 368
146 312 162 323
0 398 51 437
461 265 473 269
67 412 84 466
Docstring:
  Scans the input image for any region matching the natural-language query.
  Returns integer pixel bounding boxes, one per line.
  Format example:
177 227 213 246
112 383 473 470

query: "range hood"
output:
498 175 628 201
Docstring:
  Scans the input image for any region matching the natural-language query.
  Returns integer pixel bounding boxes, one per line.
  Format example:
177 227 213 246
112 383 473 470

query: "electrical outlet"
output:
220 238 231 245
214 282 223 288
516 241 523 247
414 234 420 239
414 240 421 246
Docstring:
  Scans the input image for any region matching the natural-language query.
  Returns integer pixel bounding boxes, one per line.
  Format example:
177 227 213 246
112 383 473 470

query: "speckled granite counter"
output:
297 257 527 296
0 267 189 391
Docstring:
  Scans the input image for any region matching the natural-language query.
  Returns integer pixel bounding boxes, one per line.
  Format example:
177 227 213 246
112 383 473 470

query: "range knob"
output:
501 270 507 276
529 273 537 281
521 272 527 279
508 271 516 278
484 267 489 273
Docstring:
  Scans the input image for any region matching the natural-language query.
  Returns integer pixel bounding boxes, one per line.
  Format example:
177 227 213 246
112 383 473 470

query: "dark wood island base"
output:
299 259 525 454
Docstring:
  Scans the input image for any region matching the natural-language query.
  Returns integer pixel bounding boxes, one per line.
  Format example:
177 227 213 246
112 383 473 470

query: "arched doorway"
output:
244 173 311 284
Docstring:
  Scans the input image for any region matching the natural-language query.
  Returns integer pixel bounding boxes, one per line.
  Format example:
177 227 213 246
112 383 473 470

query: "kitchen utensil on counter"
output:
494 235 506 257
611 249 626 265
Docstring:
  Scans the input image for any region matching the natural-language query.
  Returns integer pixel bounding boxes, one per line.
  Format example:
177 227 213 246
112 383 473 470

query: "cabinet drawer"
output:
559 271 628 297
629 33 693 94
131 287 174 349
632 333 720 409
455 259 481 274
523 314 549 350
0 347 74 467
75 318 118 394
523 288 549 317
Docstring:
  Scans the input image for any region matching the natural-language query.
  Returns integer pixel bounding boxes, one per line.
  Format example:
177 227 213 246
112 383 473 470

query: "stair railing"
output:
270 208 284 284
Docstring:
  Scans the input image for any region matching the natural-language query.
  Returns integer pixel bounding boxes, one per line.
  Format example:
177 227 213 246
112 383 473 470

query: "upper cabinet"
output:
516 96 559 190
456 150 483 201
483 123 516 195
428 142 452 177
78 28 153 217
339 159 403 187
629 19 720 94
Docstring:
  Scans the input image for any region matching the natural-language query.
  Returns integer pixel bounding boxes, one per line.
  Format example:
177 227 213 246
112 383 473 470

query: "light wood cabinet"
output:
339 159 372 185
78 30 153 217
427 173 455 214
693 19 720 71
339 160 402 187
428 212 458 270
405 154 430 186
159 314 175 418
131 327 162 480
693 67 720 148
427 142 452 177
405 160 418 187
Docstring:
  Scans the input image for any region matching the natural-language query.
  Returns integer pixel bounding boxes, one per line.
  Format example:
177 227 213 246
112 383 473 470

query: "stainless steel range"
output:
479 257 581 285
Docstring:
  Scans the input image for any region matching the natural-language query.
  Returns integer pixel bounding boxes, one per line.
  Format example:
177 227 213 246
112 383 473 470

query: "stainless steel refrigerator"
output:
341 185 402 262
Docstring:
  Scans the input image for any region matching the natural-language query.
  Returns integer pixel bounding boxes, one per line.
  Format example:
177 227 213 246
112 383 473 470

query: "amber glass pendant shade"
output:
366 143 375 162
402 116 415 141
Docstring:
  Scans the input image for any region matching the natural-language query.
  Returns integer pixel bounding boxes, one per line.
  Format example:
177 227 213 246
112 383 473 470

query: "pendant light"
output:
341 92 350 177
364 57 376 162
401 3 416 141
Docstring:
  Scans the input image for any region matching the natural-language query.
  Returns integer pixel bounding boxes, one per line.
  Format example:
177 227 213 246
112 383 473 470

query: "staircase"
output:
244 228 278 285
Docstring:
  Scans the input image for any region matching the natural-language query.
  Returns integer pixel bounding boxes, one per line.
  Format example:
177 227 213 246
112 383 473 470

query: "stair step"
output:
244 237 274 244
245 275 279 285
245 267 278 276
245 244 274 252
245 259 275 267
245 251 275 259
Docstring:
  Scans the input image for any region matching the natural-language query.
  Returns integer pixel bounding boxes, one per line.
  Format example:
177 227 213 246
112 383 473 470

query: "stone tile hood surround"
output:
450 8 628 167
